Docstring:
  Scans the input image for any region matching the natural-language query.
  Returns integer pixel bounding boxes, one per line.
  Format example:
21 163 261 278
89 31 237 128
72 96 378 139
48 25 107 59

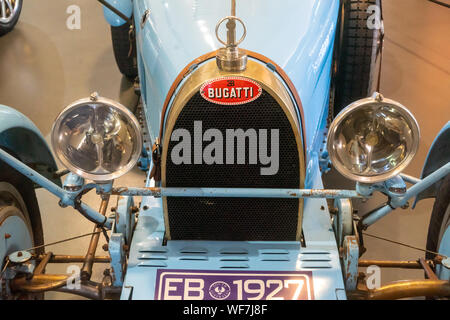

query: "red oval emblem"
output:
200 77 262 106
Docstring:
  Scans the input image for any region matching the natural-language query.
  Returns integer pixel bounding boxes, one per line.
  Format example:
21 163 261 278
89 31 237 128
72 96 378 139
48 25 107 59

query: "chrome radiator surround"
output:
161 59 306 241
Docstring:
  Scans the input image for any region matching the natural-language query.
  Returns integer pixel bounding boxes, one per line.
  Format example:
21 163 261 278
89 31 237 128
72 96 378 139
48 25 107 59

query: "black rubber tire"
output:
0 157 44 254
0 0 22 37
333 0 382 115
425 175 450 263
111 21 138 79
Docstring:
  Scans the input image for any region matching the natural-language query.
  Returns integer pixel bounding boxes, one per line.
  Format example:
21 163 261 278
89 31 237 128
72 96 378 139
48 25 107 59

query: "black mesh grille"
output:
164 90 301 241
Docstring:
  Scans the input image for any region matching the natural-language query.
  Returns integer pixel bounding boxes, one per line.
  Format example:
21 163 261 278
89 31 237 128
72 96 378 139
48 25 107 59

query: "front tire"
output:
333 0 383 115
111 21 138 79
426 175 450 279
0 158 44 299
0 158 44 254
0 0 22 37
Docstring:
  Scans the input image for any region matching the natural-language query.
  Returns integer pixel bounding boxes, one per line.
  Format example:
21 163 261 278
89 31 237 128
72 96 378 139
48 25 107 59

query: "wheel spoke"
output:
5 0 12 12
0 0 19 23
0 0 6 20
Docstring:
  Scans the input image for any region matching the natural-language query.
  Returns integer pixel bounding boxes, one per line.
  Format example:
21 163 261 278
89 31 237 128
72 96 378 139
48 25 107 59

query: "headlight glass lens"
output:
51 95 142 181
327 94 420 183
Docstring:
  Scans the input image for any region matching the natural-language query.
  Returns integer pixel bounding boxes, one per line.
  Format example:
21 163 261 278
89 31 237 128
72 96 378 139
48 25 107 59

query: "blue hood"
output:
134 0 339 153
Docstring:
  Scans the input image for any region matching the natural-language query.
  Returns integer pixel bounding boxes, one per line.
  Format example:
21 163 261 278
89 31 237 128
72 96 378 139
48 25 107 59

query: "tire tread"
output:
334 0 379 114
111 22 138 79
425 175 450 261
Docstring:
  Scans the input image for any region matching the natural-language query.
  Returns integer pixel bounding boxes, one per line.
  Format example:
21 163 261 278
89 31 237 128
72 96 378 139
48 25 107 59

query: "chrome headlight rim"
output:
327 93 420 184
51 95 143 182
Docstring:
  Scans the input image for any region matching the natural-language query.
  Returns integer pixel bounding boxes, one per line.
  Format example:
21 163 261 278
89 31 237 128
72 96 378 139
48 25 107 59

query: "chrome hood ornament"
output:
215 0 248 72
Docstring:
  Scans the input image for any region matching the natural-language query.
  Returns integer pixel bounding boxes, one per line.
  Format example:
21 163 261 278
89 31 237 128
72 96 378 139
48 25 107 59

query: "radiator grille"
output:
164 90 301 241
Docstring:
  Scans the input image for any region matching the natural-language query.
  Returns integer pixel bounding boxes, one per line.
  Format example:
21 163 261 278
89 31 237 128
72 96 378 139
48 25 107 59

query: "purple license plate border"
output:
154 269 315 300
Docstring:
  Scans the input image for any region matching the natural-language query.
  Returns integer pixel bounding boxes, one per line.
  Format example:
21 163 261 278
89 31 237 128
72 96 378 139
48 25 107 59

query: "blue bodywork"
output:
0 104 59 186
123 163 346 299
102 0 133 27
132 0 338 159
115 0 343 300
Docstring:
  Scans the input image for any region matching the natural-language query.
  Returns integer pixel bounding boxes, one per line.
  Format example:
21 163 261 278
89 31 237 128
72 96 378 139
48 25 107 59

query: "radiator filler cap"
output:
215 2 247 72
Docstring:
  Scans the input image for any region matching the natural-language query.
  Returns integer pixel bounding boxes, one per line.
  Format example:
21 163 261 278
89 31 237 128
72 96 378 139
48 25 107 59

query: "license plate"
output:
155 270 314 300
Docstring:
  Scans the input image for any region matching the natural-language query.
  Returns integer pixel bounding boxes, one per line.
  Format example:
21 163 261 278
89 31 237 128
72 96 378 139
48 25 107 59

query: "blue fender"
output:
414 122 450 205
102 0 133 27
0 105 60 187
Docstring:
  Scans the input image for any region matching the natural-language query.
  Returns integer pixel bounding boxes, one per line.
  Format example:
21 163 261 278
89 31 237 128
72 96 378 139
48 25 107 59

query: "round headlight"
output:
51 93 142 182
327 93 420 184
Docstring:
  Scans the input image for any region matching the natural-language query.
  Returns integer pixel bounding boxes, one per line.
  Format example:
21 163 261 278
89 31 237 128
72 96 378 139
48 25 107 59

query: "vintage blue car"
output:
0 0 449 300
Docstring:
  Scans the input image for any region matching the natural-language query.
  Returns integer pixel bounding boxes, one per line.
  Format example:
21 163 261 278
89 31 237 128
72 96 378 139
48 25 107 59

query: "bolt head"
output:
373 92 384 102
401 202 410 209
90 92 99 101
